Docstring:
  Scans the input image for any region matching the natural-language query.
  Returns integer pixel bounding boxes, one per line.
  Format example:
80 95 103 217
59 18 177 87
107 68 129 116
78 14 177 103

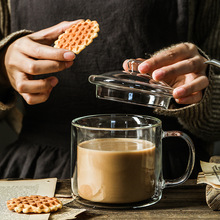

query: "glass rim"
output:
71 114 162 131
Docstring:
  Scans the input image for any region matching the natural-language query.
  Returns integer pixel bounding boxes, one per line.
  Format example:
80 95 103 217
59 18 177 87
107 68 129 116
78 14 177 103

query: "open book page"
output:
0 178 57 220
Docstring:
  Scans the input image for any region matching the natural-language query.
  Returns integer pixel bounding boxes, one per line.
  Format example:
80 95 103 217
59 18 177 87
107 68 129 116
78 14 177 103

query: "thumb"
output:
30 19 84 44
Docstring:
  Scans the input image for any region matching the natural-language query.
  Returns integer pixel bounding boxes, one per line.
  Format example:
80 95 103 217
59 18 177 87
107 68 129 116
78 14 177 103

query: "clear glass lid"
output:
89 59 173 109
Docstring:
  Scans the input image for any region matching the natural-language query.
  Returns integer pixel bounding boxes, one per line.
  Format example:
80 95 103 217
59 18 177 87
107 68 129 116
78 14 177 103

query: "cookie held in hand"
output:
54 19 99 54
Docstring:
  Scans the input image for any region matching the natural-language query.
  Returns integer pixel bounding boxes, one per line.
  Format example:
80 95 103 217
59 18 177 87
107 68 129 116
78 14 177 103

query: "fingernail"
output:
173 87 185 98
175 99 180 103
152 69 165 81
63 51 75 60
50 78 58 87
138 63 149 73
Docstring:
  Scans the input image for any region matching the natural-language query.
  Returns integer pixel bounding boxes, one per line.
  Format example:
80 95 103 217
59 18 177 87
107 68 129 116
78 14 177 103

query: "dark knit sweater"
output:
0 0 220 179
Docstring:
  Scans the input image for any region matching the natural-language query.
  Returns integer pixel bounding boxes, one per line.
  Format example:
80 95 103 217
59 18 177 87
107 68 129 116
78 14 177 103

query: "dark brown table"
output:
56 179 220 219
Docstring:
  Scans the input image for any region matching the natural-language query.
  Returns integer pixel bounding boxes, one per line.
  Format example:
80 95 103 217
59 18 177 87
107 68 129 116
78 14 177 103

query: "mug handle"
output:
163 131 195 188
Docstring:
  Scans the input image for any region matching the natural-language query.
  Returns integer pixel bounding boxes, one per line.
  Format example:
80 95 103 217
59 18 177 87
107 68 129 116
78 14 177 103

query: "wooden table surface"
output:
56 179 220 219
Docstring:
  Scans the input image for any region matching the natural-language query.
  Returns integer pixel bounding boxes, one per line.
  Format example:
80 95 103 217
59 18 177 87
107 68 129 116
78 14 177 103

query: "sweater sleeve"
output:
154 65 220 141
0 30 33 116
0 0 33 120
154 1 220 141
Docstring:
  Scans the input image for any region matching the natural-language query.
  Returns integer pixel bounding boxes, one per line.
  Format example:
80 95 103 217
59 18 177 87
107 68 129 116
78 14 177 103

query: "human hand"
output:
123 43 209 104
4 20 83 105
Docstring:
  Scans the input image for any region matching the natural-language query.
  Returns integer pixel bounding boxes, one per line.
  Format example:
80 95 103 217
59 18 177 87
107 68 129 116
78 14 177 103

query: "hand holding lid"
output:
136 43 209 105
89 59 173 109
89 43 209 107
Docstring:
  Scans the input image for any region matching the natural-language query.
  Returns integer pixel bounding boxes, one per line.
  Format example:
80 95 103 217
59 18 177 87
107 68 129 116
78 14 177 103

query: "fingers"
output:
133 42 209 105
175 92 202 105
14 37 75 61
16 75 59 105
22 92 52 105
17 56 74 75
13 21 82 64
30 19 84 44
138 43 200 74
152 55 205 81
16 76 58 94
7 37 75 76
173 75 209 103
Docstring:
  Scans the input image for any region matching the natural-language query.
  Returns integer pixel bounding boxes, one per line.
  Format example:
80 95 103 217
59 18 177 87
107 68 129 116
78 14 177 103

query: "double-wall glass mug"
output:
71 114 195 209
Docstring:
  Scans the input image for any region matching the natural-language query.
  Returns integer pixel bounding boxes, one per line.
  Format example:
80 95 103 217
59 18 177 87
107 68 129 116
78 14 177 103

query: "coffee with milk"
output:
77 138 155 204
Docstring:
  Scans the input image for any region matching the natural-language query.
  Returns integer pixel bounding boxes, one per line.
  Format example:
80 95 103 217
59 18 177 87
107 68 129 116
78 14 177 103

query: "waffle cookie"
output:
7 195 62 214
54 19 99 54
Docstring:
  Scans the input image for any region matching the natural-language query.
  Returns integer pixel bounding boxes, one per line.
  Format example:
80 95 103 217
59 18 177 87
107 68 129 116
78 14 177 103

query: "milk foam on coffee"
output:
77 138 155 204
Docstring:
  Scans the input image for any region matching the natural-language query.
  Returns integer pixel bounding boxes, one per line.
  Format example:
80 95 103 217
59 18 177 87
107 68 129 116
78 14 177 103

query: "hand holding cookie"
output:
4 20 81 105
